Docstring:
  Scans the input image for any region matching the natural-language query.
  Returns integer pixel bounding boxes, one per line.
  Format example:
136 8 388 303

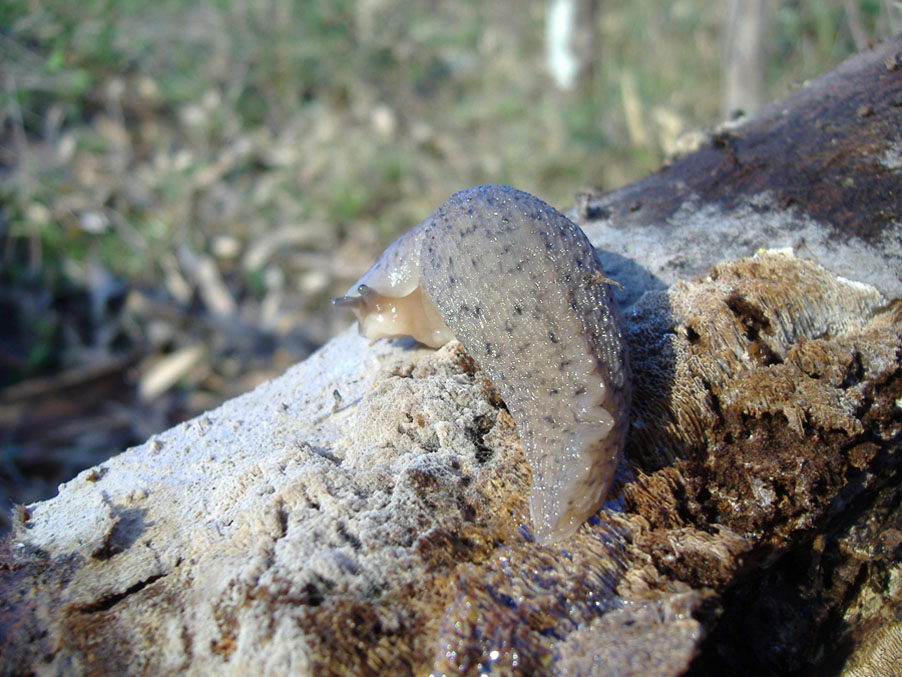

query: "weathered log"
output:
1 36 900 677
577 35 902 309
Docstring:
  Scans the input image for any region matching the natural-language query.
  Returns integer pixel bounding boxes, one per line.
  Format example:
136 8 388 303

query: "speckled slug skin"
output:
334 184 631 543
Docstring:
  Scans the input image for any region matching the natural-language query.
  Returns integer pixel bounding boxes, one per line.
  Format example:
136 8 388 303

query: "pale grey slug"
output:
334 184 631 543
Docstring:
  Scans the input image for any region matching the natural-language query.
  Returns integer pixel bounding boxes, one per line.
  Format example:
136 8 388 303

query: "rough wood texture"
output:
1 36 901 677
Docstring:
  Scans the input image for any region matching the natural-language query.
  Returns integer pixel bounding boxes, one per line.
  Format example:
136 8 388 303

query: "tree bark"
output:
576 34 901 308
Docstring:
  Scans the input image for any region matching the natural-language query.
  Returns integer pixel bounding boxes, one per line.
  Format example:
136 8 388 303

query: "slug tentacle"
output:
331 292 367 310
334 184 631 543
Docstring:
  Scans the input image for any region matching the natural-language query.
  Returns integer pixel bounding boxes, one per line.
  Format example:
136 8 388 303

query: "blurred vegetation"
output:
0 0 898 519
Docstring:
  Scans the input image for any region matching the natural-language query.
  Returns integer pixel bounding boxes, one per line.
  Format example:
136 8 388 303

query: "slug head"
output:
332 222 454 348
333 283 453 348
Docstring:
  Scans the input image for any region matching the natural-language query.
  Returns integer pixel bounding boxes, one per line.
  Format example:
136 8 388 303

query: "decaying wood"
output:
576 35 902 309
584 35 902 242
0 37 900 677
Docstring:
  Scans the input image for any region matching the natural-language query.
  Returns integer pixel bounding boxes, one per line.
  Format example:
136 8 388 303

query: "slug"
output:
334 184 631 543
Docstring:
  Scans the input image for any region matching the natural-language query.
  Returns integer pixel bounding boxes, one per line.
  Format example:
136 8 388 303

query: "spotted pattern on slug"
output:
334 184 631 543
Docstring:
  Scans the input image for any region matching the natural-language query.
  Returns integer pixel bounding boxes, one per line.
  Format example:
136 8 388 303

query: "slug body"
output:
334 184 631 543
